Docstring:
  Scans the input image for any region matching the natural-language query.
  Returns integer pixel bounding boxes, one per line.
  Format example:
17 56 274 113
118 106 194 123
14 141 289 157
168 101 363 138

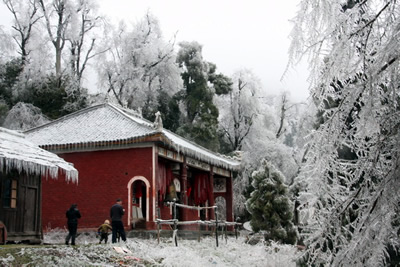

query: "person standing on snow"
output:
65 203 81 245
110 198 127 243
97 219 113 244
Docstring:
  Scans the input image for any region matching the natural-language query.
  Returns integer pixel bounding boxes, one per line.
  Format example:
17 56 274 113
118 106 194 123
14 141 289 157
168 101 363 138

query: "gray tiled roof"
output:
25 103 156 145
25 103 240 170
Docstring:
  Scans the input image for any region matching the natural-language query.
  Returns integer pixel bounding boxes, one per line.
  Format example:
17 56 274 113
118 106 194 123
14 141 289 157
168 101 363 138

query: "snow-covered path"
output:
21 229 298 266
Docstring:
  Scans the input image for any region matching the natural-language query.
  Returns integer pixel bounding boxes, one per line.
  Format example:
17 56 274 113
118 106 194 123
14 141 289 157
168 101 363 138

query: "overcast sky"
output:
0 0 310 101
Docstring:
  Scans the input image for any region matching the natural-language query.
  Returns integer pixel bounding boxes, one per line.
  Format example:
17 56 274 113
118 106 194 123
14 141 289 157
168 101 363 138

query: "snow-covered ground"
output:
1 229 300 266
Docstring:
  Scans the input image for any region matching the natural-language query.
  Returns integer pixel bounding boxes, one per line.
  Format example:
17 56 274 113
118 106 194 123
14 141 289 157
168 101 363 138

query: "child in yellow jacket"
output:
97 219 112 244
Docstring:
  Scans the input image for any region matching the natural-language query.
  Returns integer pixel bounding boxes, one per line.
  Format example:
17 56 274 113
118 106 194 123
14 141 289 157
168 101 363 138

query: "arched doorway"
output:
127 176 150 228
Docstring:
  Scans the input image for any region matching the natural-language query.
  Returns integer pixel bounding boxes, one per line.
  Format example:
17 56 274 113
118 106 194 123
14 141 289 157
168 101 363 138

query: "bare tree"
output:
275 91 297 139
68 0 105 86
4 0 42 65
38 0 71 77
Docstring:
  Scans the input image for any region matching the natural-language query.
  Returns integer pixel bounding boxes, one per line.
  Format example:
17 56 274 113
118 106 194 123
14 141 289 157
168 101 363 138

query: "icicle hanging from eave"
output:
0 156 78 183
0 126 78 183
57 163 79 183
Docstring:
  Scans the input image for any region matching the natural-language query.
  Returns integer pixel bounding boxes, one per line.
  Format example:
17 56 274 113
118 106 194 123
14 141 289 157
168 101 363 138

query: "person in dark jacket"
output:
65 203 81 245
110 198 127 243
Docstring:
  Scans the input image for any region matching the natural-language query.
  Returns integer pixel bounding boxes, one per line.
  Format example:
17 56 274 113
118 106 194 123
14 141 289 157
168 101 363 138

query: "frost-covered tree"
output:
96 12 182 119
275 91 299 141
0 26 15 63
2 0 51 103
246 159 297 245
288 1 400 266
238 94 301 183
232 93 304 220
39 0 100 79
3 102 49 130
67 0 103 87
216 68 262 153
4 0 42 65
37 0 101 111
0 0 106 121
38 0 72 77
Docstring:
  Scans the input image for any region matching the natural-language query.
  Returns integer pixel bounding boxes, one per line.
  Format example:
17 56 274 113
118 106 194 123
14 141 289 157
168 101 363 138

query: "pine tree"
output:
176 41 232 151
246 159 297 245
0 59 23 107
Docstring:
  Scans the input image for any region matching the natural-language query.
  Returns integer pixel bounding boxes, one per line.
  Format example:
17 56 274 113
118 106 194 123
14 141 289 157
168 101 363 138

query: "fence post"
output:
215 206 219 247
224 224 228 244
173 201 178 247
157 220 160 244
235 223 238 240
198 220 201 242
235 217 240 239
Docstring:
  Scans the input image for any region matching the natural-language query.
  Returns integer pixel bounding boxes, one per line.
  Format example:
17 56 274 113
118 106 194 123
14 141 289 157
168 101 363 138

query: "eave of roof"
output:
0 127 78 182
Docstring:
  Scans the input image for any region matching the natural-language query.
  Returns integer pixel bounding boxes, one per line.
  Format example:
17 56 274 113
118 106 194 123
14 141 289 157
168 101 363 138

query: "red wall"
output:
42 147 153 231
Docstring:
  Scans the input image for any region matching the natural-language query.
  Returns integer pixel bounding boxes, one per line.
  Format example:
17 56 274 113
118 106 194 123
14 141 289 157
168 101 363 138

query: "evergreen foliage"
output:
0 58 23 106
176 41 232 151
0 99 8 126
142 90 181 132
0 59 88 127
15 73 87 120
246 159 297 245
30 74 69 119
0 59 23 124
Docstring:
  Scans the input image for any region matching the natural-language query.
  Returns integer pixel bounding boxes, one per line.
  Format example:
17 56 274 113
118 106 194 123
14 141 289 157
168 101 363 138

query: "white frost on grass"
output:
4 229 299 266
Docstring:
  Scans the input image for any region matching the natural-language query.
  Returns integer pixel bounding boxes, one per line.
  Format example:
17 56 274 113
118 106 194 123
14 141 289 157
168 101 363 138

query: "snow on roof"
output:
0 127 78 182
161 129 239 170
25 103 240 170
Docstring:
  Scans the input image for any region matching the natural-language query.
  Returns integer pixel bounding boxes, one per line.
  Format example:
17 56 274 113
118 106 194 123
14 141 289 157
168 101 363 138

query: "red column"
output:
208 168 215 220
181 158 189 223
181 159 187 205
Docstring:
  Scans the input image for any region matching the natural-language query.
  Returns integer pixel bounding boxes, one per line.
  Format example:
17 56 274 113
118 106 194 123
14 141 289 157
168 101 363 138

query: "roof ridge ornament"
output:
122 100 128 109
153 111 163 132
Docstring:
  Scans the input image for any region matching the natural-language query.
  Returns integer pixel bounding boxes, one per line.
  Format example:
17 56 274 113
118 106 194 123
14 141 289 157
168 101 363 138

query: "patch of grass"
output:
0 245 36 266
0 244 156 266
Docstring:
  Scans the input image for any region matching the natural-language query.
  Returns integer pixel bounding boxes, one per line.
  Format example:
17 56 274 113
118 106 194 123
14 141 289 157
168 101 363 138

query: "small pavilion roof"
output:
25 103 240 171
0 127 78 182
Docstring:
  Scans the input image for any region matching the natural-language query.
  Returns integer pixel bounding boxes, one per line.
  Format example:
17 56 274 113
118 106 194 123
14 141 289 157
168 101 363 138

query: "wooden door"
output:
23 186 38 232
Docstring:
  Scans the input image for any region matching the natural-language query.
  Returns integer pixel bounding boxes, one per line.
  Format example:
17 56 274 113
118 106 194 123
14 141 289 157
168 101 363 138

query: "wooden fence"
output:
156 202 241 247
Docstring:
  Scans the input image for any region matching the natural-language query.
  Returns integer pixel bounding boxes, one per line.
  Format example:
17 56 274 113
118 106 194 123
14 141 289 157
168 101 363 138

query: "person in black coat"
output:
110 198 127 243
65 203 81 245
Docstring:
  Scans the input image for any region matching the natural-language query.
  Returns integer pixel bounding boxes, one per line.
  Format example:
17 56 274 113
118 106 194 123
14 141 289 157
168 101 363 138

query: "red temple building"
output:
25 103 240 231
